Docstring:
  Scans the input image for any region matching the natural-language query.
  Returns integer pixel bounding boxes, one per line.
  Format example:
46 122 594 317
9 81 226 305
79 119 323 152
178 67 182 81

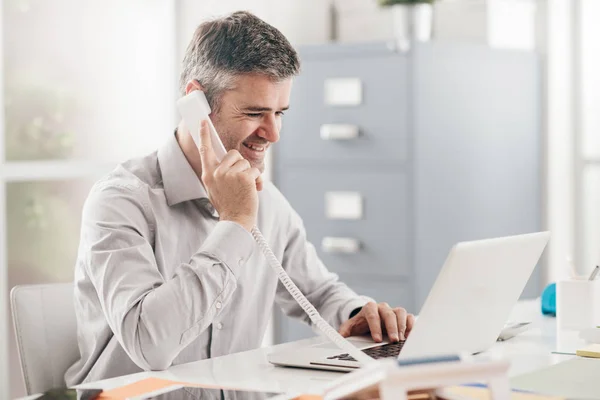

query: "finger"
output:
379 304 399 342
364 303 382 342
339 320 353 337
405 314 416 337
256 175 264 191
393 308 408 340
218 149 245 169
228 158 251 174
245 167 262 181
198 120 217 172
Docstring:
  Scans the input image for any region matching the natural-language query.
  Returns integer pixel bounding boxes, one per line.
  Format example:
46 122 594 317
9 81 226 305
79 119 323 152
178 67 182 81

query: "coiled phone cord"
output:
251 226 375 365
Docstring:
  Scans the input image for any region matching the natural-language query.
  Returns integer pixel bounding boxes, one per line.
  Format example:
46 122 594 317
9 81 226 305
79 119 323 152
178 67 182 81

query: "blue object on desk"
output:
541 283 556 316
397 354 461 367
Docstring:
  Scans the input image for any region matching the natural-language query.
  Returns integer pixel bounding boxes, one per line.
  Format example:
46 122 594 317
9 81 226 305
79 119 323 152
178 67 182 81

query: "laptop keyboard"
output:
326 341 406 362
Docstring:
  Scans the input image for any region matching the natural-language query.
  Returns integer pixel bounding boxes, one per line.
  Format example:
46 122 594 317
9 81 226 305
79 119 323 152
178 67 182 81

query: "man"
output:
66 11 414 385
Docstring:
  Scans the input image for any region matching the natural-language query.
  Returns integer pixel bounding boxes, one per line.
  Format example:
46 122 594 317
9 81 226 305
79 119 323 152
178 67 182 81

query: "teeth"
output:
245 143 265 151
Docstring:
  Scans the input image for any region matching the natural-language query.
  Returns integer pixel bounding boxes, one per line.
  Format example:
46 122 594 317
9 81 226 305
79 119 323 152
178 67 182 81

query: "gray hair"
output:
180 11 300 112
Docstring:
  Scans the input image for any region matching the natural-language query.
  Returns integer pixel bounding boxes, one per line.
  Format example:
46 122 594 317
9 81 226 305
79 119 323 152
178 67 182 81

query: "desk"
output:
21 300 583 399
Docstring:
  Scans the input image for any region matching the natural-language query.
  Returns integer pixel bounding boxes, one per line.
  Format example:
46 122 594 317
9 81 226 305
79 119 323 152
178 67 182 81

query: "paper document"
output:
510 358 600 399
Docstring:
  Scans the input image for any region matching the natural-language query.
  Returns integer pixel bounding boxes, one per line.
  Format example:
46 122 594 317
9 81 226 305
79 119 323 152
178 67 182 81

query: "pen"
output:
588 265 600 281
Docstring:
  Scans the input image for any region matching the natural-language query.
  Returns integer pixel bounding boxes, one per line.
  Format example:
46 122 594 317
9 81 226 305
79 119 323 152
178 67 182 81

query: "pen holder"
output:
557 279 600 330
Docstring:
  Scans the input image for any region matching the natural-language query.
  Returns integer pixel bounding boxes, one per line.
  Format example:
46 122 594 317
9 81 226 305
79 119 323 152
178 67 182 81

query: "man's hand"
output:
198 120 261 232
338 302 415 343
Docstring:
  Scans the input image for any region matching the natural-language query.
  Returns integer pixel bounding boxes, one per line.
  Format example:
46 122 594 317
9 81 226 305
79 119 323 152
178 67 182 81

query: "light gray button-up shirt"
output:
65 133 369 385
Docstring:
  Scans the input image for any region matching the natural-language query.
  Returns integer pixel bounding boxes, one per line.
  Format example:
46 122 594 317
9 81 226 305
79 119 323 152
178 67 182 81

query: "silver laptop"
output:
268 232 550 372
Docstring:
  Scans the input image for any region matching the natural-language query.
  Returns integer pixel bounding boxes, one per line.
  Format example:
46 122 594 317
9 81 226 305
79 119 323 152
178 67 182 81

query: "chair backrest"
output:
10 283 79 395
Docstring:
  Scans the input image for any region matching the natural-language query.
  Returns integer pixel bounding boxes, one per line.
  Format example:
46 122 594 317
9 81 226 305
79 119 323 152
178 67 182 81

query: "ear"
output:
185 80 204 95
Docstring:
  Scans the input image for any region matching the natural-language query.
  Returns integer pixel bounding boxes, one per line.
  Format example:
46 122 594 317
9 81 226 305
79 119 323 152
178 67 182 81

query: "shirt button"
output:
238 258 244 266
216 301 222 309
216 322 223 330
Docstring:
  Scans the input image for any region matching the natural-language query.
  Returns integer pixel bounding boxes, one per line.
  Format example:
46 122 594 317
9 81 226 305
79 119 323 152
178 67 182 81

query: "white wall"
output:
545 0 576 283
333 0 395 43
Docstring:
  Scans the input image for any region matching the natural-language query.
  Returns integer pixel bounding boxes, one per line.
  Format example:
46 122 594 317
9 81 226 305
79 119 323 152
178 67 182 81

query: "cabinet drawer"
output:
277 167 410 277
278 54 409 165
274 276 414 344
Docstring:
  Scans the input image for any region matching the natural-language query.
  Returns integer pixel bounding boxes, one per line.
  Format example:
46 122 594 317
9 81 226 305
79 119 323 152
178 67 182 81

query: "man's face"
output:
210 74 292 172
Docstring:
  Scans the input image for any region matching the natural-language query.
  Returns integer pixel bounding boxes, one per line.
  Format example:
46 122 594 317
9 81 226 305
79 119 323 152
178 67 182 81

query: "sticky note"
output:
98 378 181 399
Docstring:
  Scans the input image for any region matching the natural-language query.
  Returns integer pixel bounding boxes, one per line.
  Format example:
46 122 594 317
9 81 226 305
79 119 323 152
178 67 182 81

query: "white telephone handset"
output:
177 91 373 365
176 91 227 161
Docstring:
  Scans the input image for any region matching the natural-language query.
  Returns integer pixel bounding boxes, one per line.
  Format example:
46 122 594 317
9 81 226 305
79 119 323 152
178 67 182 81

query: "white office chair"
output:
10 283 79 395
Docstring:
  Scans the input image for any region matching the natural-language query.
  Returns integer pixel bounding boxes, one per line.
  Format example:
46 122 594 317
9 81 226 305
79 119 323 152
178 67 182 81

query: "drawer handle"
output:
320 124 359 141
322 237 361 254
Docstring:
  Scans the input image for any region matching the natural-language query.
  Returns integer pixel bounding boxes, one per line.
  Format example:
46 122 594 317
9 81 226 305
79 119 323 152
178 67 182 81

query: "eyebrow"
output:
242 105 290 112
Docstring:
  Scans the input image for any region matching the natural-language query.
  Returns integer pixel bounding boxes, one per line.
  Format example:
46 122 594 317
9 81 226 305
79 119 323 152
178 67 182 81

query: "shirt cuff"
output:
340 295 374 324
349 307 362 319
197 220 255 278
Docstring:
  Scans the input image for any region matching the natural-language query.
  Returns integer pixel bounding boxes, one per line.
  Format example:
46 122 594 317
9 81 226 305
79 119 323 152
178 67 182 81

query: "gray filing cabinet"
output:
273 41 541 343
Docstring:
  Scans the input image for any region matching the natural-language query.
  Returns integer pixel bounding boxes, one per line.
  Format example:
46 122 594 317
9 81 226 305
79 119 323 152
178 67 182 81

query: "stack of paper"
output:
511 358 600 399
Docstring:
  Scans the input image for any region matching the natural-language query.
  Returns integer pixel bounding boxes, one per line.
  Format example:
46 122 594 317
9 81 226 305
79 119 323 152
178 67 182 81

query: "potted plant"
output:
378 0 435 43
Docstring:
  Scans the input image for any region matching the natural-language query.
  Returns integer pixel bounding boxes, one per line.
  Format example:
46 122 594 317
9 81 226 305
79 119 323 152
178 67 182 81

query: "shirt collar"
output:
157 131 209 206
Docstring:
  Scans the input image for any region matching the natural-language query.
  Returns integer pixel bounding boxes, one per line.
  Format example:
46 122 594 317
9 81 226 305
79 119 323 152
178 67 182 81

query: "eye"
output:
245 113 262 118
276 111 285 117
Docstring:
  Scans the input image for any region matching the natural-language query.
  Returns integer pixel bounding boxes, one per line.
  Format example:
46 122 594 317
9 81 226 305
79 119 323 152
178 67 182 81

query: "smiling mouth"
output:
243 142 267 152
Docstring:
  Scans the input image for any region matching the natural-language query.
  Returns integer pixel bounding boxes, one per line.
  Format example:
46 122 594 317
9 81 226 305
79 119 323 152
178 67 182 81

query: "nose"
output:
257 113 280 143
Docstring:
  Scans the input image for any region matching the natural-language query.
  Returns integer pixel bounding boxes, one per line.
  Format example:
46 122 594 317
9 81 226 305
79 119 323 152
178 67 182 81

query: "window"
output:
1 1 176 397
578 0 600 273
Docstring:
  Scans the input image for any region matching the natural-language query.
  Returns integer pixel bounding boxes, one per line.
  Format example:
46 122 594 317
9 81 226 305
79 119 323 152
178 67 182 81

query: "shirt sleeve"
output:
81 182 255 371
273 192 373 330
